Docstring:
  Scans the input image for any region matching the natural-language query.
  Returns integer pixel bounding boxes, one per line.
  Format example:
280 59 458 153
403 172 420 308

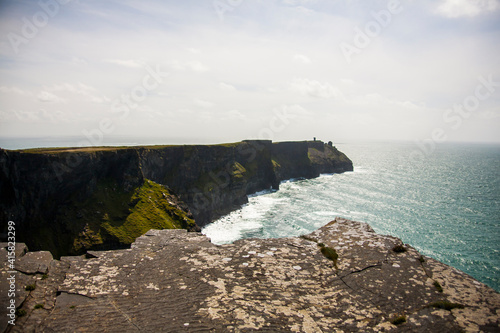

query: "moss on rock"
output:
57 178 195 255
101 179 196 244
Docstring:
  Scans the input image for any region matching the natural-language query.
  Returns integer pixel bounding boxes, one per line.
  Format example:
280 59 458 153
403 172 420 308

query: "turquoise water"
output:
203 142 500 292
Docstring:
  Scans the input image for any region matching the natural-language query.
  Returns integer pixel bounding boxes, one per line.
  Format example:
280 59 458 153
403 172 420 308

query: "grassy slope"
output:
57 179 195 254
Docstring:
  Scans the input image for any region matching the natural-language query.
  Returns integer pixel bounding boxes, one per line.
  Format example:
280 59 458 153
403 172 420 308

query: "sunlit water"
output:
203 142 500 292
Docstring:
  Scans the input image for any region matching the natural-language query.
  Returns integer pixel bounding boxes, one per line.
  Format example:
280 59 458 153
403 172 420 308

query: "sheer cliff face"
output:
139 140 279 226
272 141 353 181
0 140 353 256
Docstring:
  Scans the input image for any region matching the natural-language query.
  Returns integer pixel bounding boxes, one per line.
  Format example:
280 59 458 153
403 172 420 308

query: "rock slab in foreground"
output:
2 218 499 332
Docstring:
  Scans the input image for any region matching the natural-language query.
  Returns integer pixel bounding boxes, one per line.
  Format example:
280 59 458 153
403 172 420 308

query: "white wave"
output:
313 211 341 217
351 166 374 174
248 188 275 198
280 177 305 184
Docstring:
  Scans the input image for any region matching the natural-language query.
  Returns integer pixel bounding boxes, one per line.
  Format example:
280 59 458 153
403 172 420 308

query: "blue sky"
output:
0 0 499 145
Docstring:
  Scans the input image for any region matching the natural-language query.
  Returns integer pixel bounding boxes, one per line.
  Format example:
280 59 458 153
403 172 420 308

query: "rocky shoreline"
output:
2 217 499 332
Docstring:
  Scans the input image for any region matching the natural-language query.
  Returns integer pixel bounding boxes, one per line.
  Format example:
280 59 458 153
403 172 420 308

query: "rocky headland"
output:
0 140 352 257
1 217 499 332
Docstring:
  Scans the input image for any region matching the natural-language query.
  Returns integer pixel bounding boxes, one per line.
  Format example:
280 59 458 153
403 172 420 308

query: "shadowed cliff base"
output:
0 140 352 257
1 218 498 332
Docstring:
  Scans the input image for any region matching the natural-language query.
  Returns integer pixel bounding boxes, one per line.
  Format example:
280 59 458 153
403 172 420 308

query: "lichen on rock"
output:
2 218 498 332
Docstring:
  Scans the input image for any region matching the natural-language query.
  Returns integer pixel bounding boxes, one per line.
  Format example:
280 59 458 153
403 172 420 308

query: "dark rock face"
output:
0 140 353 257
307 141 353 175
271 141 353 181
139 140 280 226
2 218 498 332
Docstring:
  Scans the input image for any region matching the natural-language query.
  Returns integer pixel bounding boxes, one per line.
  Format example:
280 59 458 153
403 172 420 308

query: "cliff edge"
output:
0 140 352 257
1 218 498 332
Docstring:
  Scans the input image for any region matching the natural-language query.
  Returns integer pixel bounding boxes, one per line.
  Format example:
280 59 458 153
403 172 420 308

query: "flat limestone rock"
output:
3 218 499 332
16 251 53 274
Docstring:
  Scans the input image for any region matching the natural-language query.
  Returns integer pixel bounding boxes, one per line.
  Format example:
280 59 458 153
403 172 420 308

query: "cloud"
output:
187 61 209 72
479 109 500 119
354 93 421 111
194 99 214 108
220 110 247 121
103 59 145 68
219 82 237 91
71 57 88 66
435 0 500 18
0 86 32 96
293 6 315 14
340 79 355 85
9 108 71 123
293 54 311 64
45 83 108 103
282 0 316 5
13 110 41 122
0 0 498 143
170 60 209 72
276 104 310 117
290 78 344 99
37 91 65 103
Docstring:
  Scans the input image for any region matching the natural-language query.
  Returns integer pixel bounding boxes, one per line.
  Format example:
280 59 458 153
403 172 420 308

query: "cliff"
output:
1 218 498 332
272 141 352 181
0 140 352 257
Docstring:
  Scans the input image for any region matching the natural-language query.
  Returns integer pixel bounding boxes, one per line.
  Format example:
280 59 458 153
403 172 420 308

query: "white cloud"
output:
13 110 41 122
0 0 498 143
103 59 145 68
9 108 71 123
290 78 344 99
479 108 500 119
340 79 355 85
71 57 88 66
219 82 237 91
282 0 316 5
194 99 214 108
37 91 65 103
276 104 310 117
435 0 499 18
222 110 247 121
0 86 32 96
354 93 421 111
169 60 209 72
187 61 209 72
293 54 311 64
45 83 107 103
293 6 315 14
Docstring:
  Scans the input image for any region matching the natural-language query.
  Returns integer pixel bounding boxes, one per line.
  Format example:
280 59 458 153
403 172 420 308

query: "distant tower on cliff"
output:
313 137 316 141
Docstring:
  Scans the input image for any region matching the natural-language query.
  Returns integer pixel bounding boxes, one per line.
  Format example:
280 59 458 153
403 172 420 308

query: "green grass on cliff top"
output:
14 141 248 154
12 140 321 154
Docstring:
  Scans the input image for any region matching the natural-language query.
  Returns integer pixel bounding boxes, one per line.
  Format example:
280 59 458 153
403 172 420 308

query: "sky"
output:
0 0 499 147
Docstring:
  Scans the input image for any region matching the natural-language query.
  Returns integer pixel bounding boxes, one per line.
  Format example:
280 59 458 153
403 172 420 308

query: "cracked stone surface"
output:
1 218 499 332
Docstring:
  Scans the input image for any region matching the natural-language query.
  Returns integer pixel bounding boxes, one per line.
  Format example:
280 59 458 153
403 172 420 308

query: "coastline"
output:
0 140 352 257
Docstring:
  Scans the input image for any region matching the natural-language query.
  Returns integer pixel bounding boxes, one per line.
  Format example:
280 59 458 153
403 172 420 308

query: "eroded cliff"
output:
0 140 352 257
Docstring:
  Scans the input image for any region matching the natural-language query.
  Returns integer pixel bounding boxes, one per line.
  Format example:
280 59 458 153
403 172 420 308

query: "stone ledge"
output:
2 218 499 332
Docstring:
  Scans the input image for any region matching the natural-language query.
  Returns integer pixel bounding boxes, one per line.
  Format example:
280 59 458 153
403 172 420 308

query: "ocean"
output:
203 142 500 292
